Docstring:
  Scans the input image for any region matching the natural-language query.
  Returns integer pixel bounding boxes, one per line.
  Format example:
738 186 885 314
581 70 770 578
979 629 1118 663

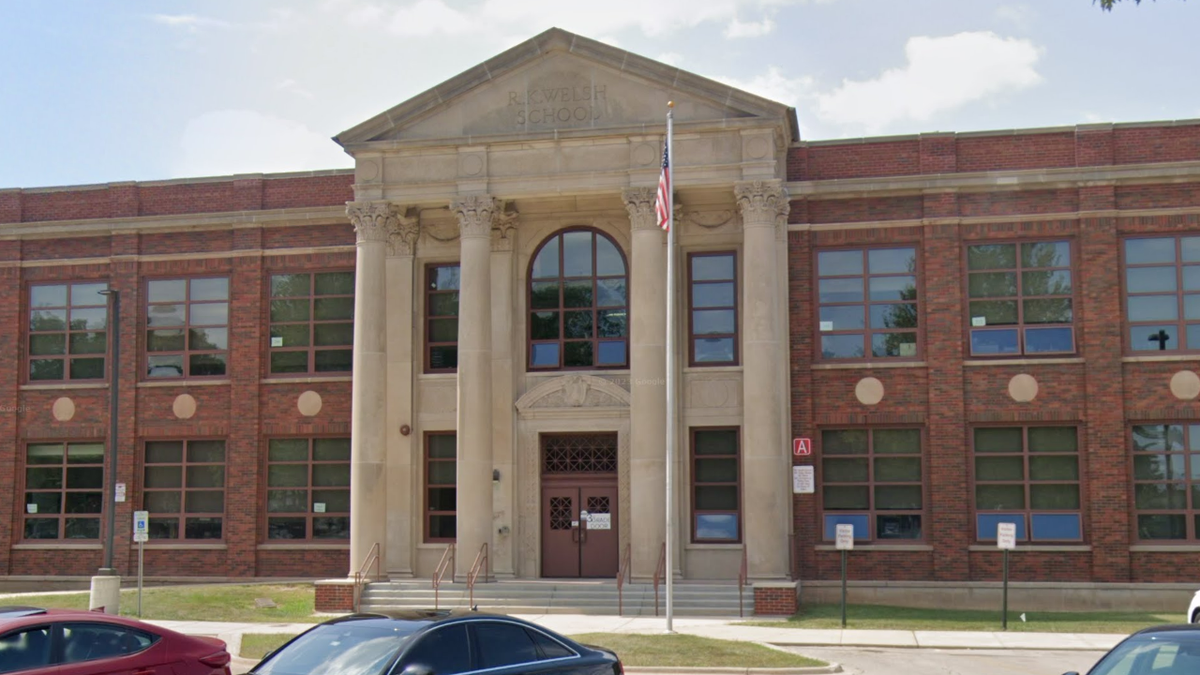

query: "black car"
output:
1067 625 1200 675
248 609 623 675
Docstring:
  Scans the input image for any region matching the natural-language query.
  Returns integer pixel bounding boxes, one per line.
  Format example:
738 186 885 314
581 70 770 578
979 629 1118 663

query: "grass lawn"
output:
568 633 826 668
0 584 320 623
742 603 1184 634
241 633 297 660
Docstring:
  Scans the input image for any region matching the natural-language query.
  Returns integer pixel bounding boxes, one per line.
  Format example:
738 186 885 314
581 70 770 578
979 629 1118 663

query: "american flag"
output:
654 143 671 231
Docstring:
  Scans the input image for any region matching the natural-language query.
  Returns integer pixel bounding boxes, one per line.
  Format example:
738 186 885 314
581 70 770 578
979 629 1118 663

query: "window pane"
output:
67 443 103 464
819 278 864 303
267 490 306 513
1135 483 1186 509
562 231 593 278
1185 266 1200 291
429 515 456 539
149 517 179 539
1128 295 1179 322
874 457 920 482
1030 484 1079 509
191 277 229 301
1138 514 1186 540
597 340 627 366
876 514 921 539
818 250 862 276
64 492 102 514
27 444 64 464
24 519 59 539
693 255 735 281
1030 456 1079 481
268 517 306 539
819 306 864 331
1126 237 1175 265
1131 325 1178 351
530 282 559 310
693 309 735 335
429 266 460 291
270 324 309 348
429 462 456 485
427 435 456 460
268 465 307 488
976 484 1025 509
874 485 921 509
26 493 61 514
271 274 310 297
1023 270 1072 296
872 332 917 358
65 518 100 539
30 359 65 381
313 298 352 321
31 284 67 307
822 429 868 455
29 333 65 356
71 283 108 305
145 466 182 489
66 467 102 489
564 341 592 367
312 489 350 513
313 464 350 487
314 350 351 372
695 458 738 483
1133 425 1185 452
695 337 734 363
874 429 920 454
269 439 308 462
971 328 1018 355
967 244 1016 270
976 456 1024 481
867 248 916 274
975 427 1023 453
1022 241 1070 268
314 272 354 295
191 352 228 376
1127 267 1177 293
26 467 62 490
695 430 738 455
314 439 350 461
823 514 869 539
823 485 869 509
531 237 560 279
595 236 624 276
30 309 66 331
189 327 228 351
185 517 222 539
428 293 458 317
1023 299 1073 324
695 514 738 540
185 491 224 513
189 303 228 327
429 346 457 369
693 282 735 308
870 304 918 330
474 622 541 669
1030 514 1081 541
429 318 459 342
270 300 309 323
69 333 106 355
315 517 349 539
977 514 1026 540
869 276 916 302
145 491 180 513
596 279 626 308
1134 454 1186 480
69 307 107 330
695 485 738 510
186 466 224 489
1028 427 1077 452
597 310 626 338
821 334 864 359
530 343 559 367
969 300 1018 324
563 280 592 308
428 487 456 511
146 329 184 352
563 311 593 339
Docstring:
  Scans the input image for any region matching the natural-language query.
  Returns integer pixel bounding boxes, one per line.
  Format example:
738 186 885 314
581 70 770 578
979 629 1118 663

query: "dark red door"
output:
541 484 618 578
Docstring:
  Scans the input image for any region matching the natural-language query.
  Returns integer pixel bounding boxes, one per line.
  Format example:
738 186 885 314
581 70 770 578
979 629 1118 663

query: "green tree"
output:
1097 0 1184 9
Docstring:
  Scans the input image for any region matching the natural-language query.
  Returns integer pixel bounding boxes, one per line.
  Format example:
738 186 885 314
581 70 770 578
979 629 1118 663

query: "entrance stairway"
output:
358 579 754 617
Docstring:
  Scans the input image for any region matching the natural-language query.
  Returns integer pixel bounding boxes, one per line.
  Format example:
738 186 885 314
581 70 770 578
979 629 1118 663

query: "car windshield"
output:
253 622 416 675
1089 635 1200 675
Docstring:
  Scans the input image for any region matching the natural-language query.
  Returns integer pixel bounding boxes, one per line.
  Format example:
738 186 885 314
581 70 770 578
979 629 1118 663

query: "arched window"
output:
528 229 628 370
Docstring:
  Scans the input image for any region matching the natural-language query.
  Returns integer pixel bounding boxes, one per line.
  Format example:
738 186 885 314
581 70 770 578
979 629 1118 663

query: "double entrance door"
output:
539 433 619 579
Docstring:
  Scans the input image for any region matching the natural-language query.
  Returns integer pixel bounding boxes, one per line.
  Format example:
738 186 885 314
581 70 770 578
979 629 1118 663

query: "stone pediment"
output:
515 374 630 415
334 28 798 147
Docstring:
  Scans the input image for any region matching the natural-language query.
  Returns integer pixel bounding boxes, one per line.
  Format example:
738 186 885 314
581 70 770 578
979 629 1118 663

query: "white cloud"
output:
725 16 775 38
995 4 1035 27
276 79 315 99
174 110 351 178
815 31 1043 133
714 66 815 108
151 14 233 32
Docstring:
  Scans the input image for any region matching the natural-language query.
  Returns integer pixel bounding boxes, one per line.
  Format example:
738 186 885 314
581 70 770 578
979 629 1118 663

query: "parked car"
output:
0 605 231 675
1188 590 1200 623
1066 625 1200 675
248 609 622 675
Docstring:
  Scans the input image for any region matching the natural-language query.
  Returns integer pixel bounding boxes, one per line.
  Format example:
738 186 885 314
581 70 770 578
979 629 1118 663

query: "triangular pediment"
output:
334 28 797 148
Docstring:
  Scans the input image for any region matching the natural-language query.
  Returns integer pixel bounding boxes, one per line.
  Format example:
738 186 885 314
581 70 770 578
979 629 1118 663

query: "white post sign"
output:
835 523 855 551
133 510 149 617
997 522 1017 550
792 466 814 494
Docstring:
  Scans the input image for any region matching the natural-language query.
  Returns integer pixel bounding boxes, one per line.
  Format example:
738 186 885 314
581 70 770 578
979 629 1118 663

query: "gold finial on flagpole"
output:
667 100 675 108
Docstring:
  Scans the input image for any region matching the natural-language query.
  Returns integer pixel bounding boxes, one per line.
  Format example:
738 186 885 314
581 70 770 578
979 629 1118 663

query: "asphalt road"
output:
784 646 1107 675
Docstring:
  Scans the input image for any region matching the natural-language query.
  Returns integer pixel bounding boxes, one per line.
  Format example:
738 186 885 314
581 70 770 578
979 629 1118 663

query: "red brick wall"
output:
315 581 354 612
753 586 798 616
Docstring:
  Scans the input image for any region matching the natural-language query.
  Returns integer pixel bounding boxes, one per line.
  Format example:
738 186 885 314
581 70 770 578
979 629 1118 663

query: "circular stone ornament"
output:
1008 374 1039 403
297 390 323 417
172 394 197 420
51 397 75 422
855 377 885 406
1170 370 1200 401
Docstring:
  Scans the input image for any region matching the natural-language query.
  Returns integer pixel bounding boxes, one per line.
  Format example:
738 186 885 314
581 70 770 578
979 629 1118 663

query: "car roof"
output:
0 606 49 621
0 607 181 632
1132 625 1200 637
327 609 509 625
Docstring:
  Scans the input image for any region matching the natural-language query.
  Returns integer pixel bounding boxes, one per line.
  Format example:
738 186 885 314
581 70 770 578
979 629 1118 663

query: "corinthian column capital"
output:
347 200 399 244
491 201 519 252
734 180 790 229
451 194 497 239
387 207 421 257
622 187 659 231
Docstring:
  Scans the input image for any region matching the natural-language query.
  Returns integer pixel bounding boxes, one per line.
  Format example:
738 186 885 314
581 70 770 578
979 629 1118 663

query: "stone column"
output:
491 206 519 578
735 180 791 580
346 201 393 576
384 209 420 577
623 187 667 581
452 195 496 580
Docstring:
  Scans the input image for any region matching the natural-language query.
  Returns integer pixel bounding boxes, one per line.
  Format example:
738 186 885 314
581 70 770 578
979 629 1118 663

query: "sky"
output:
2 0 1198 189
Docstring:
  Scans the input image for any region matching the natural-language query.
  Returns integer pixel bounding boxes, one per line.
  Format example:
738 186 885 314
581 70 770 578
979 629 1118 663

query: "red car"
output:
0 605 231 675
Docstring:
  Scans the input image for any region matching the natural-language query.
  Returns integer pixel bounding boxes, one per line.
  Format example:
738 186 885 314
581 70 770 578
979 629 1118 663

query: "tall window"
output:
821 429 923 541
1124 236 1200 352
816 247 918 360
425 433 456 542
142 440 225 540
691 428 740 542
28 282 108 382
528 229 628 370
688 252 738 366
426 265 460 372
265 438 350 540
268 272 354 375
1131 424 1200 540
146 277 229 378
23 442 104 540
973 426 1081 542
966 241 1074 356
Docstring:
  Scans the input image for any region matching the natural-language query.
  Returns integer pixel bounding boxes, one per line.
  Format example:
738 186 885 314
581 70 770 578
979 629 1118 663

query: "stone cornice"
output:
0 205 349 239
788 160 1200 200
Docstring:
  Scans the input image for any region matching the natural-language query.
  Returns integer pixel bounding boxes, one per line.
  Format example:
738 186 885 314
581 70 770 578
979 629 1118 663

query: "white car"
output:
1189 590 1200 623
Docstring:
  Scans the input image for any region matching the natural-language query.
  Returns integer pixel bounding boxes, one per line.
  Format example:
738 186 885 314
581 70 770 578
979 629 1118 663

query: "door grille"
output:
541 434 618 474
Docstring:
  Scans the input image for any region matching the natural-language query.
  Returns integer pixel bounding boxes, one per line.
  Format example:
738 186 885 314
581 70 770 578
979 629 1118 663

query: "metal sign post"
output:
997 522 1016 630
133 510 149 617
835 524 854 628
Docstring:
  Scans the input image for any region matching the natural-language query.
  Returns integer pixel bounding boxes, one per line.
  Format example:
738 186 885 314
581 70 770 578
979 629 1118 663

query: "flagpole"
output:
664 101 676 634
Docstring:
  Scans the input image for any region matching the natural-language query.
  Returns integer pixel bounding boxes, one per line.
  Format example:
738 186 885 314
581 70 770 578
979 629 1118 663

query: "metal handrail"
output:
467 543 490 609
738 543 748 617
352 542 381 613
432 544 456 610
652 542 666 617
616 543 632 615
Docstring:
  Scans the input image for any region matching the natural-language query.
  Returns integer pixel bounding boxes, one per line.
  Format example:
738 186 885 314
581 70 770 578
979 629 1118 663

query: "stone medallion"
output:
298 390 323 417
1008 374 1039 403
855 377 884 406
51 397 75 422
173 394 197 420
1170 370 1200 401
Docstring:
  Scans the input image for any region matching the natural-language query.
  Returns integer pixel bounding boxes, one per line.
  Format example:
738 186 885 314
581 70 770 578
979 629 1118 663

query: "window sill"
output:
260 376 353 385
682 365 743 373
128 542 227 550
137 380 231 388
256 543 349 551
814 544 933 552
418 372 457 380
417 542 456 550
1129 544 1200 552
1123 355 1200 363
20 383 108 391
967 544 1091 552
811 362 926 371
963 357 1084 367
685 542 744 550
13 543 103 550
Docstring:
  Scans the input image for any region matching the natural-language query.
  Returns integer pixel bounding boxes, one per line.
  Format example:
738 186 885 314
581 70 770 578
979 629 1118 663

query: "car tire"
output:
1193 609 1200 624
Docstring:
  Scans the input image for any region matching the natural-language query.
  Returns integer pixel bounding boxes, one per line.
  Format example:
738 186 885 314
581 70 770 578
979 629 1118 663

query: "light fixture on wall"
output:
399 424 411 436
493 469 501 482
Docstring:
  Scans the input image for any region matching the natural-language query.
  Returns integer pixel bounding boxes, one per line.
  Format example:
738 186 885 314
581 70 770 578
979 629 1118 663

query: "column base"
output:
88 574 122 615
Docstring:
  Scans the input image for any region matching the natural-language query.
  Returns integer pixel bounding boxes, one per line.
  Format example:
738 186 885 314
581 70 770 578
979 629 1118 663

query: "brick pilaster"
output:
229 227 264 576
111 235 140 575
788 230 816 579
0 190 21 224
0 251 21 573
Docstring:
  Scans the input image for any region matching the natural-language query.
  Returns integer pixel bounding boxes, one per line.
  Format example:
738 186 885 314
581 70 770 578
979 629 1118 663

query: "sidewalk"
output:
144 613 1125 672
